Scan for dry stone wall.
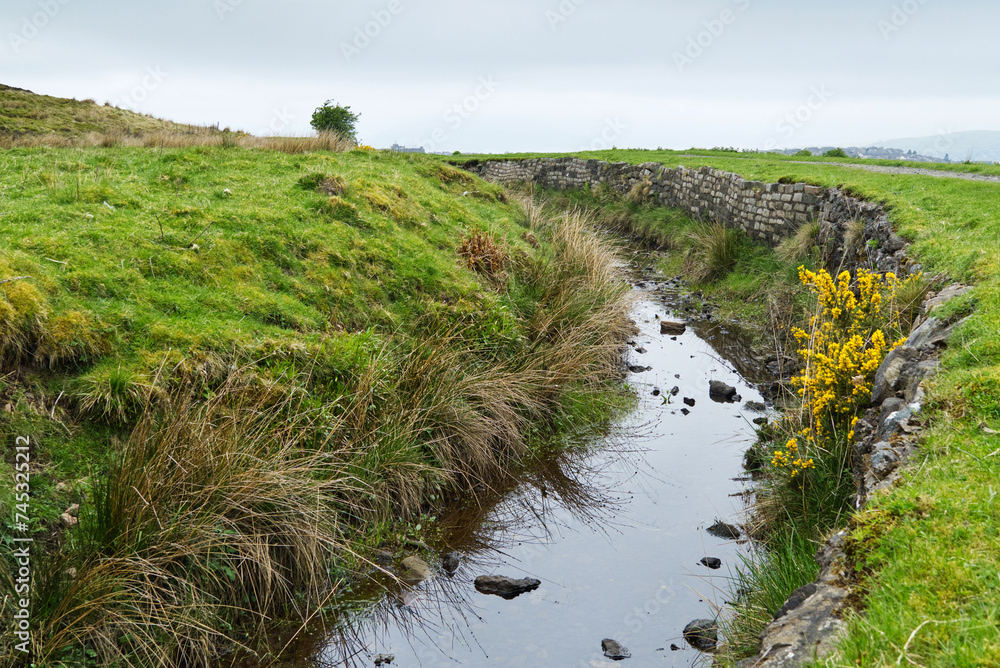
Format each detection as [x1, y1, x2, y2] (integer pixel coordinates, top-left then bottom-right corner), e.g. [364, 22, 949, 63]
[463, 157, 915, 277]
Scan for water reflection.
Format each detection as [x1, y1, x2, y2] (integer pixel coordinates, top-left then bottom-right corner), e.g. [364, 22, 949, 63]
[230, 264, 771, 668]
[309, 434, 650, 667]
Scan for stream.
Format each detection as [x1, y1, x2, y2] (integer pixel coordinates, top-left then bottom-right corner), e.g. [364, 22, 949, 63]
[257, 262, 772, 667]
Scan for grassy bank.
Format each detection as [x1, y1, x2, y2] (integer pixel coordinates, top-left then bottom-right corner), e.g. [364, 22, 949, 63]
[0, 144, 636, 666]
[464, 150, 1000, 665]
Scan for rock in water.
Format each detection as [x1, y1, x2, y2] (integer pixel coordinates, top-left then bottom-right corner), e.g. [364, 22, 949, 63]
[474, 575, 541, 599]
[707, 521, 741, 540]
[601, 638, 631, 660]
[441, 551, 461, 576]
[373, 654, 395, 666]
[709, 380, 739, 403]
[683, 397, 696, 407]
[661, 321, 687, 335]
[700, 557, 722, 570]
[400, 556, 432, 584]
[683, 619, 718, 652]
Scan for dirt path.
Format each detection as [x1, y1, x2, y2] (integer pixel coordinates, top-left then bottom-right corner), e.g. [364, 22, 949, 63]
[795, 161, 1000, 184]
[675, 155, 1000, 184]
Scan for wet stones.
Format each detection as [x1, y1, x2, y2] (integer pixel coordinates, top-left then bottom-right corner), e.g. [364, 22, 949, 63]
[660, 321, 687, 336]
[699, 557, 722, 570]
[707, 521, 741, 540]
[372, 654, 395, 665]
[601, 638, 631, 660]
[709, 380, 740, 403]
[683, 619, 718, 652]
[628, 365, 652, 373]
[441, 551, 462, 576]
[400, 556, 432, 584]
[683, 397, 696, 407]
[474, 575, 541, 599]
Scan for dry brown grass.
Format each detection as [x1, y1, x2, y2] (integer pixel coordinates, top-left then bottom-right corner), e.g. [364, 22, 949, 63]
[776, 220, 821, 263]
[0, 129, 356, 153]
[36, 373, 369, 666]
[458, 229, 510, 279]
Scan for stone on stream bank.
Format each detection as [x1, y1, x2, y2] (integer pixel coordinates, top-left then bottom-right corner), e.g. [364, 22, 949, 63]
[474, 575, 541, 599]
[400, 556, 433, 584]
[441, 551, 461, 576]
[683, 619, 718, 652]
[660, 321, 687, 336]
[707, 521, 742, 540]
[709, 380, 741, 403]
[601, 638, 631, 660]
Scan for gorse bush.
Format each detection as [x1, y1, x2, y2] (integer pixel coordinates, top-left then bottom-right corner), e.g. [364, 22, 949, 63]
[770, 267, 906, 492]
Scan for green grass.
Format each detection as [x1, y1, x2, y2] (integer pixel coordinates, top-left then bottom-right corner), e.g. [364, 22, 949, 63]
[459, 149, 1000, 665]
[0, 141, 637, 665]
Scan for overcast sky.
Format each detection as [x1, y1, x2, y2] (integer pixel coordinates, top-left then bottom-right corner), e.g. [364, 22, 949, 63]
[3, 0, 998, 153]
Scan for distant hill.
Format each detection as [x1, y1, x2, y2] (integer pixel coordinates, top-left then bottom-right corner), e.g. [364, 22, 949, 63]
[868, 130, 1000, 164]
[0, 83, 217, 137]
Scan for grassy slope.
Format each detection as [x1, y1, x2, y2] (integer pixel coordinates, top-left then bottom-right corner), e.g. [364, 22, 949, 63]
[0, 83, 218, 136]
[459, 149, 1000, 666]
[0, 145, 543, 521]
[0, 141, 641, 664]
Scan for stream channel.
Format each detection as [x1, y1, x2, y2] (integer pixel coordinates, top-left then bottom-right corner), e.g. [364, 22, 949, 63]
[263, 254, 774, 667]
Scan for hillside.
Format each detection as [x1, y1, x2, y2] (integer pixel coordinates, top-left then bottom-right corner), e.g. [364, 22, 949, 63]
[0, 83, 218, 137]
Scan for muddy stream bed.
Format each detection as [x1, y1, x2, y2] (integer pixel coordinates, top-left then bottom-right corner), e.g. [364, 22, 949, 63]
[251, 259, 775, 667]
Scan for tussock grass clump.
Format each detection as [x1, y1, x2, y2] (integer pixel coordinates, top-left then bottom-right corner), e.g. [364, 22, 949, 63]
[458, 228, 509, 278]
[35, 376, 365, 667]
[775, 220, 820, 263]
[625, 178, 653, 205]
[683, 222, 747, 283]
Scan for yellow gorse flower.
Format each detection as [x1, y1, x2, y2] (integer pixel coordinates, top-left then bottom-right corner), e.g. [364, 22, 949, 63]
[769, 267, 915, 484]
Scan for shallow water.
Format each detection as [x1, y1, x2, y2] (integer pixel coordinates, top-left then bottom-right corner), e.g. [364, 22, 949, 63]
[262, 278, 770, 668]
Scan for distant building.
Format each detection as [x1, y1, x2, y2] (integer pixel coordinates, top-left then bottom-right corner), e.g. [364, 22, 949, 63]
[390, 143, 425, 153]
